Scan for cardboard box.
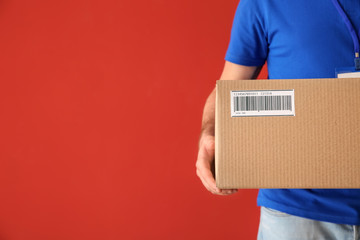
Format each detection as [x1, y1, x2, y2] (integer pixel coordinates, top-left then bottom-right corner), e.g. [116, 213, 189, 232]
[215, 78, 360, 189]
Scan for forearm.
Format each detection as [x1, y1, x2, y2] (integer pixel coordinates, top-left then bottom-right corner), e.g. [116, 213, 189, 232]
[200, 62, 262, 138]
[200, 87, 216, 137]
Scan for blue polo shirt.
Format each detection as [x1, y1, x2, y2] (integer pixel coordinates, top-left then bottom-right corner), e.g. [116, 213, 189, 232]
[225, 0, 360, 224]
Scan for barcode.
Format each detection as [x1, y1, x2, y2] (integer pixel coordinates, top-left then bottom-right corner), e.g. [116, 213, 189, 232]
[233, 95, 292, 112]
[230, 90, 295, 117]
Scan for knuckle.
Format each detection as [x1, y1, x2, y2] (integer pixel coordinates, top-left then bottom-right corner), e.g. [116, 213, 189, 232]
[206, 140, 215, 151]
[195, 161, 200, 169]
[203, 140, 215, 154]
[200, 135, 214, 146]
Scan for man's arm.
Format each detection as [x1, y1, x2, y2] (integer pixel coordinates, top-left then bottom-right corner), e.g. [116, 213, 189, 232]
[196, 61, 263, 195]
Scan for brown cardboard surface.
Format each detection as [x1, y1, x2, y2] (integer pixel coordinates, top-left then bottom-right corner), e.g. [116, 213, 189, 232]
[215, 78, 360, 189]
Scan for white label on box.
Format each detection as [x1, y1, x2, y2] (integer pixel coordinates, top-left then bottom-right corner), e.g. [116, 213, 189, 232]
[337, 72, 360, 78]
[231, 90, 295, 117]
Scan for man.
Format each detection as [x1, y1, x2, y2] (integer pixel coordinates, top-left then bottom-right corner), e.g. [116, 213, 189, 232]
[196, 0, 360, 239]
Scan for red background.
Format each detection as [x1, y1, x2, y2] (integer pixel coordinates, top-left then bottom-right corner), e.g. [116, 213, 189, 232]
[0, 0, 268, 239]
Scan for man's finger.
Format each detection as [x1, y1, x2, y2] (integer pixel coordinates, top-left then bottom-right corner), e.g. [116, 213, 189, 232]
[197, 169, 216, 194]
[196, 168, 227, 195]
[196, 160, 230, 195]
[197, 168, 237, 195]
[196, 155, 238, 195]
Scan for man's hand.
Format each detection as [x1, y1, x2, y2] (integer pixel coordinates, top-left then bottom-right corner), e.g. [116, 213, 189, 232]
[196, 133, 238, 195]
[195, 61, 262, 195]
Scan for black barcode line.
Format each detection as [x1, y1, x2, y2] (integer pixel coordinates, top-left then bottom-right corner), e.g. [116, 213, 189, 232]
[233, 95, 292, 111]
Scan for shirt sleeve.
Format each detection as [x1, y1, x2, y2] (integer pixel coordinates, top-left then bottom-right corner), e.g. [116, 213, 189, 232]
[225, 0, 268, 66]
